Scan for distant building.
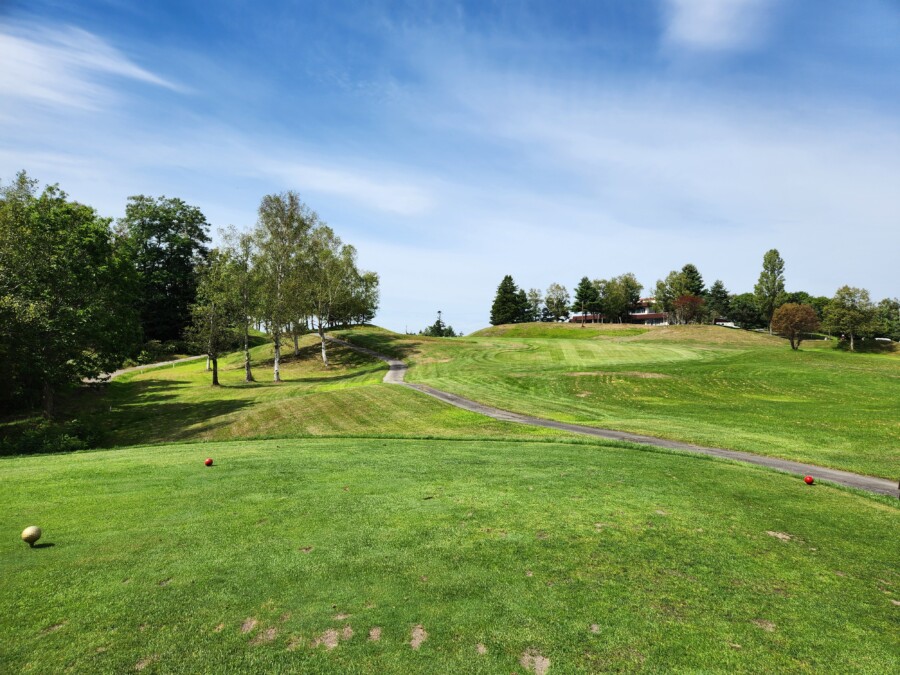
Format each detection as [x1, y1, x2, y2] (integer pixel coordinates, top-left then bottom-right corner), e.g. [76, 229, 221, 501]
[569, 298, 669, 326]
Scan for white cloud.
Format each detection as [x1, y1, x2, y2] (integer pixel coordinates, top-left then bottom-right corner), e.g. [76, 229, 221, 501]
[255, 158, 435, 217]
[0, 23, 178, 109]
[662, 0, 774, 51]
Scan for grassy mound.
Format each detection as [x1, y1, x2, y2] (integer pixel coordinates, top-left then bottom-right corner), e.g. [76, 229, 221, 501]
[1, 438, 896, 672]
[338, 327, 900, 478]
[470, 322, 648, 339]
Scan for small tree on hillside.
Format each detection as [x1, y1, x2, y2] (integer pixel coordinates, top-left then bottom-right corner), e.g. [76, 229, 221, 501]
[771, 303, 820, 350]
[823, 286, 876, 352]
[672, 295, 706, 324]
[188, 249, 240, 386]
[707, 280, 730, 321]
[544, 282, 570, 322]
[490, 275, 522, 325]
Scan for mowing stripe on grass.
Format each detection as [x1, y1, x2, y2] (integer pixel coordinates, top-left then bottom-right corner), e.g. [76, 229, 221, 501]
[328, 336, 899, 498]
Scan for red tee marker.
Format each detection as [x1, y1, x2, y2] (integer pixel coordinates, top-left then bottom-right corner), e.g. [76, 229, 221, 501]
[803, 475, 814, 485]
[205, 458, 213, 467]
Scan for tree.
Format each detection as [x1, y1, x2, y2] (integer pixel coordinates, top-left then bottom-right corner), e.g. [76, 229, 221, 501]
[420, 310, 457, 337]
[600, 273, 642, 323]
[672, 295, 706, 324]
[515, 288, 529, 323]
[252, 192, 313, 381]
[544, 283, 570, 322]
[754, 249, 786, 333]
[875, 297, 900, 341]
[306, 225, 359, 367]
[653, 269, 689, 320]
[117, 195, 210, 342]
[221, 226, 257, 382]
[525, 288, 543, 323]
[572, 276, 600, 326]
[729, 293, 764, 329]
[707, 280, 730, 320]
[823, 286, 876, 352]
[771, 303, 820, 350]
[680, 264, 705, 297]
[0, 172, 140, 415]
[187, 249, 240, 385]
[490, 275, 522, 325]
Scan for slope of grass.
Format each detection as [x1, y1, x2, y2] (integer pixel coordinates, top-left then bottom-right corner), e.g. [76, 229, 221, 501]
[50, 333, 564, 448]
[470, 323, 648, 339]
[338, 326, 900, 478]
[1, 437, 897, 673]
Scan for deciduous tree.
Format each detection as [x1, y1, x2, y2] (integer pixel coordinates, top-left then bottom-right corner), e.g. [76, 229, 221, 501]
[754, 249, 786, 333]
[823, 286, 876, 352]
[187, 249, 240, 385]
[544, 283, 570, 322]
[771, 303, 820, 350]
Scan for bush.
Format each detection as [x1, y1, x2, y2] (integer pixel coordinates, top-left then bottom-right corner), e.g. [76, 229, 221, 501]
[0, 418, 102, 456]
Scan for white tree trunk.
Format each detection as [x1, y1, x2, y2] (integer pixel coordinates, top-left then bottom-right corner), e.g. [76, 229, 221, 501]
[318, 320, 329, 368]
[273, 332, 281, 381]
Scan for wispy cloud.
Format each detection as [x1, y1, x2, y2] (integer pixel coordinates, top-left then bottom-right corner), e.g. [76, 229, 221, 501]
[662, 0, 774, 52]
[0, 22, 179, 109]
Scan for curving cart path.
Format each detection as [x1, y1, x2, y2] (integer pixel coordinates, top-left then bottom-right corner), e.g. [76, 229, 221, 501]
[328, 336, 899, 498]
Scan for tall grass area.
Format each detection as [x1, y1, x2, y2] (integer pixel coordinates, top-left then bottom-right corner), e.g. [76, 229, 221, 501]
[2, 438, 896, 673]
[338, 325, 900, 479]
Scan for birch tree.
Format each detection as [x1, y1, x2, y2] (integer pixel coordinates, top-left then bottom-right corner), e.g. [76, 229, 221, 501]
[306, 225, 358, 367]
[221, 226, 256, 382]
[188, 249, 239, 386]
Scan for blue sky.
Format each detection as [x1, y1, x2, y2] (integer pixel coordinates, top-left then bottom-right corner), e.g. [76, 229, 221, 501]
[2, 0, 899, 334]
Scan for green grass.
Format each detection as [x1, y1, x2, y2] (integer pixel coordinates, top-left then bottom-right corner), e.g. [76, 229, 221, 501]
[337, 325, 900, 479]
[470, 322, 649, 339]
[1, 437, 897, 673]
[42, 334, 563, 447]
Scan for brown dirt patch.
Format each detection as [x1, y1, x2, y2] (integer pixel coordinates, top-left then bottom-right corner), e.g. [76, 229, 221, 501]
[369, 627, 382, 642]
[655, 510, 669, 516]
[300, 546, 314, 553]
[135, 655, 159, 671]
[280, 612, 291, 623]
[476, 643, 487, 655]
[286, 636, 303, 651]
[410, 624, 428, 649]
[891, 599, 900, 606]
[766, 531, 792, 542]
[342, 625, 354, 640]
[520, 648, 551, 674]
[566, 370, 669, 379]
[526, 570, 534, 577]
[575, 391, 591, 398]
[312, 628, 340, 650]
[333, 613, 351, 621]
[590, 624, 600, 634]
[752, 619, 776, 632]
[158, 578, 172, 587]
[240, 618, 258, 634]
[213, 623, 225, 633]
[536, 531, 549, 540]
[40, 622, 67, 636]
[250, 627, 277, 645]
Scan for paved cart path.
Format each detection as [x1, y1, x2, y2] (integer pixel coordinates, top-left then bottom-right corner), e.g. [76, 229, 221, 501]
[328, 336, 898, 498]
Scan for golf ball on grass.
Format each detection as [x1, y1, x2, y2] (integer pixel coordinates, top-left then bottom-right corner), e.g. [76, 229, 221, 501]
[21, 526, 41, 547]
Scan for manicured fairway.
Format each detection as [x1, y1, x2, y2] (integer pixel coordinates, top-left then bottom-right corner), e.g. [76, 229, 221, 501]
[338, 326, 900, 479]
[1, 438, 897, 673]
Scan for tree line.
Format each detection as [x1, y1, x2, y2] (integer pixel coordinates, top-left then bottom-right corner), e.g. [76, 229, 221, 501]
[489, 249, 898, 351]
[0, 172, 379, 417]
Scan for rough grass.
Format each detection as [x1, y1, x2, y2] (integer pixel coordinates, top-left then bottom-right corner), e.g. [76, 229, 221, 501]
[470, 323, 649, 339]
[338, 326, 900, 479]
[1, 438, 897, 673]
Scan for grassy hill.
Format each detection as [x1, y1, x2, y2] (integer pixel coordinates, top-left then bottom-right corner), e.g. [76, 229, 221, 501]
[337, 324, 900, 479]
[2, 438, 897, 673]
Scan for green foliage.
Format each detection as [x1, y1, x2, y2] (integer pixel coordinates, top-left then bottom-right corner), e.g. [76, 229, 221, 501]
[823, 286, 877, 351]
[420, 311, 457, 337]
[543, 282, 570, 322]
[117, 195, 210, 342]
[680, 263, 705, 297]
[706, 280, 730, 319]
[728, 292, 764, 329]
[572, 276, 600, 316]
[525, 288, 543, 322]
[754, 249, 786, 331]
[489, 275, 525, 325]
[0, 172, 140, 415]
[875, 297, 900, 341]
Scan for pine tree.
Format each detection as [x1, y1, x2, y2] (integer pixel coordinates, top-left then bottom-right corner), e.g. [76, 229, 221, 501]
[572, 276, 600, 325]
[681, 264, 705, 297]
[490, 275, 521, 325]
[707, 280, 730, 321]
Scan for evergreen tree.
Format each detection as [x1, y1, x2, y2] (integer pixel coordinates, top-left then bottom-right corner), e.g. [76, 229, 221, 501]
[754, 249, 786, 333]
[681, 264, 705, 297]
[525, 288, 543, 322]
[515, 288, 529, 323]
[572, 276, 600, 324]
[490, 275, 522, 325]
[707, 280, 730, 320]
